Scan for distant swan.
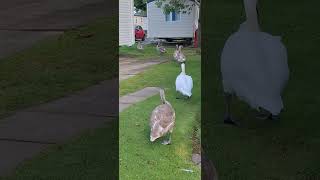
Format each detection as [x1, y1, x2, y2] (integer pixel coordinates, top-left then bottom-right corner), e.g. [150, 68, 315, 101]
[177, 45, 186, 63]
[156, 41, 166, 54]
[173, 44, 179, 61]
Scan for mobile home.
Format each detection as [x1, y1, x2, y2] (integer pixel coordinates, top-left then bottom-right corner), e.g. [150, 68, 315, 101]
[147, 0, 199, 43]
[119, 0, 135, 46]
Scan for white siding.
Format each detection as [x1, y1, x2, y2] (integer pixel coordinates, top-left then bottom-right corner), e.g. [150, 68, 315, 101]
[147, 0, 196, 38]
[134, 16, 148, 31]
[143, 17, 148, 31]
[119, 0, 134, 46]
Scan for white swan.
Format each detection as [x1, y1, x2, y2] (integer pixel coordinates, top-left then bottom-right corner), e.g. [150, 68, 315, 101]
[176, 63, 193, 98]
[221, 0, 289, 124]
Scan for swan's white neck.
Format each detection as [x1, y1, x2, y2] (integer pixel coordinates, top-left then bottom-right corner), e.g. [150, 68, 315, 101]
[181, 63, 186, 74]
[243, 0, 260, 32]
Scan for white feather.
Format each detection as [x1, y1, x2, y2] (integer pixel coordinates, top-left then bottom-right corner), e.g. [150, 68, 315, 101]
[221, 22, 289, 115]
[175, 63, 193, 97]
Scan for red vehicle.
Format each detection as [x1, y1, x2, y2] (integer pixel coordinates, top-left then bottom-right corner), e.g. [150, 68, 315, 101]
[135, 25, 146, 41]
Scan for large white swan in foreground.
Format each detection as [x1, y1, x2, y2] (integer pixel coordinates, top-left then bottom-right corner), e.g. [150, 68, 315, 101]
[221, 0, 289, 125]
[176, 63, 193, 98]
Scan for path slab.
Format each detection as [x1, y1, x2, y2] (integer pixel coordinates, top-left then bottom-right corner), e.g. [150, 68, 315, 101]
[119, 87, 160, 112]
[0, 112, 114, 143]
[119, 95, 147, 104]
[119, 103, 132, 113]
[26, 79, 118, 117]
[119, 57, 167, 81]
[128, 87, 161, 97]
[0, 78, 118, 176]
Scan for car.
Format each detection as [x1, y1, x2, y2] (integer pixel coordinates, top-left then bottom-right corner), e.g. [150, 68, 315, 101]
[135, 25, 145, 41]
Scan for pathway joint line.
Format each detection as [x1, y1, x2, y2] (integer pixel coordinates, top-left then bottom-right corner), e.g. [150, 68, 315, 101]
[0, 28, 68, 32]
[0, 138, 56, 145]
[23, 110, 118, 118]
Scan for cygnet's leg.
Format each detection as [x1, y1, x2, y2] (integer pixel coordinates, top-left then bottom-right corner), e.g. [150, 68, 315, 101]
[162, 128, 173, 145]
[162, 132, 172, 145]
[223, 92, 240, 126]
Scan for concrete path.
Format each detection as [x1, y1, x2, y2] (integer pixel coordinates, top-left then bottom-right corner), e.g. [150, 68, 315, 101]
[119, 57, 167, 112]
[0, 0, 114, 59]
[119, 57, 168, 81]
[119, 87, 160, 112]
[0, 78, 118, 176]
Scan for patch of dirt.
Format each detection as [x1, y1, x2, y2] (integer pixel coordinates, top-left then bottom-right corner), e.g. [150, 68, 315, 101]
[192, 110, 201, 155]
[191, 110, 201, 167]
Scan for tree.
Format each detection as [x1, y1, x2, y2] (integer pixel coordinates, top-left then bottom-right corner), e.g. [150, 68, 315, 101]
[155, 0, 201, 47]
[134, 0, 147, 12]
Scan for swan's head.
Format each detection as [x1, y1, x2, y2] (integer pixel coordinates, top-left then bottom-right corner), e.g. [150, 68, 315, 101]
[176, 44, 179, 49]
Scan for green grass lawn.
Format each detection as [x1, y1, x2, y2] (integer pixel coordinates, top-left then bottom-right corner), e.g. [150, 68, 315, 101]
[0, 17, 117, 118]
[202, 0, 320, 179]
[119, 43, 199, 61]
[119, 49, 201, 179]
[1, 120, 118, 180]
[119, 43, 166, 60]
[0, 17, 119, 179]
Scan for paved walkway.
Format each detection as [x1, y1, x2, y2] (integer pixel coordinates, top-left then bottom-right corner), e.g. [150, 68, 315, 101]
[119, 57, 166, 112]
[119, 57, 167, 81]
[0, 0, 113, 59]
[0, 57, 164, 175]
[119, 87, 160, 112]
[0, 78, 118, 176]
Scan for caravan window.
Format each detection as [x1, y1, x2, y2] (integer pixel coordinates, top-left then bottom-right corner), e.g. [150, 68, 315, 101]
[172, 11, 180, 21]
[165, 13, 171, 21]
[165, 11, 180, 22]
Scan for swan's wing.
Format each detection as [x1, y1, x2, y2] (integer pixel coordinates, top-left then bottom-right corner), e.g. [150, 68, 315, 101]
[187, 75, 193, 89]
[176, 74, 192, 96]
[221, 32, 288, 114]
[175, 74, 184, 90]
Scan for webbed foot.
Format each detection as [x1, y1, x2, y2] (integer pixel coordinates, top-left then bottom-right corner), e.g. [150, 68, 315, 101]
[162, 139, 171, 145]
